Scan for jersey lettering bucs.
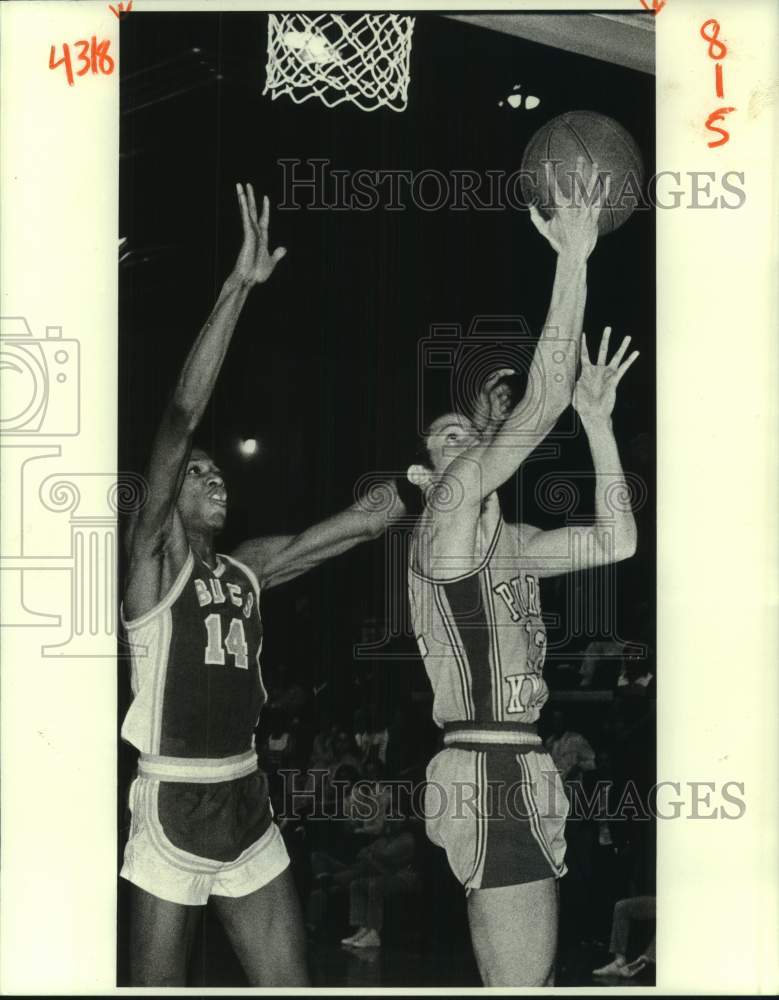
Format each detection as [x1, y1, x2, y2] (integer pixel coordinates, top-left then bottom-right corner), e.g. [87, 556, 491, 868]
[408, 510, 549, 727]
[121, 552, 266, 758]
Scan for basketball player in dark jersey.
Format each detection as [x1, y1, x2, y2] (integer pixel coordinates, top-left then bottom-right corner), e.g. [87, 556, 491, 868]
[121, 183, 401, 985]
[406, 159, 639, 985]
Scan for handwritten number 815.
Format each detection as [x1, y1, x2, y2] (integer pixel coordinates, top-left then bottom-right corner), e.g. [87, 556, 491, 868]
[49, 37, 115, 87]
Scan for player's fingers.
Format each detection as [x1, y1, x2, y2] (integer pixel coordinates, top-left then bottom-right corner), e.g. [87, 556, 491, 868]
[236, 183, 251, 237]
[546, 160, 565, 207]
[609, 334, 632, 369]
[573, 155, 594, 209]
[597, 326, 612, 366]
[615, 349, 640, 382]
[259, 194, 270, 243]
[597, 173, 611, 215]
[584, 160, 600, 199]
[591, 172, 610, 222]
[567, 155, 583, 205]
[270, 246, 287, 264]
[485, 368, 515, 387]
[247, 183, 259, 225]
[580, 331, 591, 365]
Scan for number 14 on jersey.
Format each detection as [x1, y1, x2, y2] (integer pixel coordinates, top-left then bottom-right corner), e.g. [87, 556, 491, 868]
[204, 615, 250, 670]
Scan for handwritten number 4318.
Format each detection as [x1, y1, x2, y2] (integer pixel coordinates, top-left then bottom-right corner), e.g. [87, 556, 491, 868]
[49, 37, 115, 86]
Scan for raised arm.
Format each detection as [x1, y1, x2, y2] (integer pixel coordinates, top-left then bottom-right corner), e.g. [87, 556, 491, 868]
[446, 158, 609, 505]
[232, 480, 406, 590]
[125, 185, 286, 613]
[518, 327, 640, 576]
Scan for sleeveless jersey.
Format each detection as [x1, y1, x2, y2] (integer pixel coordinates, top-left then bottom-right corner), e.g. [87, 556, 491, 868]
[408, 501, 549, 728]
[121, 551, 266, 758]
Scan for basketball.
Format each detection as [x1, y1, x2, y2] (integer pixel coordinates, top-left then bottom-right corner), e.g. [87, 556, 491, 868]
[520, 111, 644, 235]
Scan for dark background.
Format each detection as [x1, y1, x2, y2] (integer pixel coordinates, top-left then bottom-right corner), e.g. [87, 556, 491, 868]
[119, 10, 655, 985]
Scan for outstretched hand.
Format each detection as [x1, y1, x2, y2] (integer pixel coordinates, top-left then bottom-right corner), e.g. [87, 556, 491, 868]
[233, 183, 287, 285]
[529, 155, 610, 260]
[573, 327, 639, 425]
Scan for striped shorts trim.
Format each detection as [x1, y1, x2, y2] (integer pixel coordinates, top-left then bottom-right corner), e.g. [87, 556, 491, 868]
[138, 749, 258, 783]
[443, 721, 542, 752]
[120, 773, 289, 906]
[424, 746, 568, 892]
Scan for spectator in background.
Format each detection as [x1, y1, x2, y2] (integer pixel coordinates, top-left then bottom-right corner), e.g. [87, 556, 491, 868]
[546, 710, 598, 954]
[544, 709, 597, 783]
[259, 709, 295, 812]
[310, 715, 338, 771]
[581, 747, 623, 945]
[544, 708, 595, 949]
[263, 661, 289, 708]
[608, 693, 656, 908]
[592, 896, 656, 979]
[261, 710, 295, 769]
[617, 649, 655, 695]
[306, 765, 364, 931]
[316, 731, 363, 814]
[269, 665, 309, 717]
[384, 704, 425, 781]
[579, 638, 624, 689]
[331, 730, 363, 779]
[307, 768, 417, 952]
[353, 707, 389, 768]
[351, 760, 392, 839]
[341, 821, 418, 949]
[264, 663, 316, 765]
[295, 729, 365, 839]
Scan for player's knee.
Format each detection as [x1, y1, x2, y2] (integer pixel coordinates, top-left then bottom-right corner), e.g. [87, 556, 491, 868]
[129, 956, 186, 988]
[476, 949, 552, 988]
[246, 961, 310, 988]
[240, 937, 309, 987]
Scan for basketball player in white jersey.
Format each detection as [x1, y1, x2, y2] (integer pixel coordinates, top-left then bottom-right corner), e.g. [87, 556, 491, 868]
[406, 159, 639, 985]
[122, 183, 401, 985]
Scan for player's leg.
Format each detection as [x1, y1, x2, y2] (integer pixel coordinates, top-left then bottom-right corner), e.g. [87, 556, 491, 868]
[467, 877, 558, 986]
[128, 884, 202, 986]
[211, 867, 310, 986]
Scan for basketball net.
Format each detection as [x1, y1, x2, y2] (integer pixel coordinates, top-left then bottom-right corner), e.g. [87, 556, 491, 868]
[264, 13, 415, 112]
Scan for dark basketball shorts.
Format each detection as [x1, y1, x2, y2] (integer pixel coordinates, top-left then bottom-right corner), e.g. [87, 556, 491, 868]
[425, 724, 569, 892]
[121, 751, 289, 906]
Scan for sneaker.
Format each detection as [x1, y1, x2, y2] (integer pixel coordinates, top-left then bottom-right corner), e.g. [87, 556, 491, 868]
[341, 928, 369, 946]
[351, 928, 381, 948]
[592, 959, 628, 977]
[622, 957, 648, 978]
